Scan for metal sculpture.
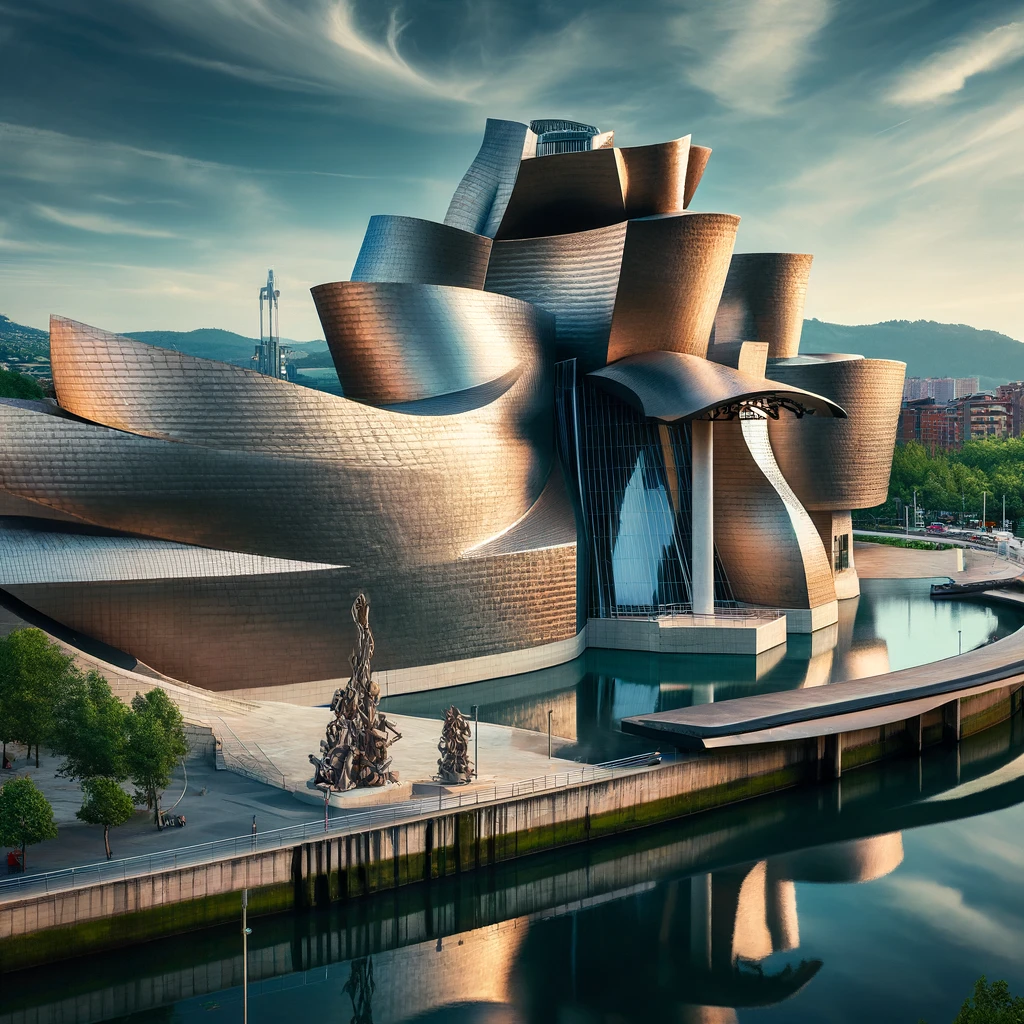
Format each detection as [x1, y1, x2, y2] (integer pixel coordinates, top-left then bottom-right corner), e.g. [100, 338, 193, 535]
[436, 705, 474, 784]
[309, 594, 402, 790]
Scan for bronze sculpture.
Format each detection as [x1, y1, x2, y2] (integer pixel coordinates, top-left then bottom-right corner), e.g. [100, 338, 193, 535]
[309, 594, 402, 790]
[436, 705, 474, 784]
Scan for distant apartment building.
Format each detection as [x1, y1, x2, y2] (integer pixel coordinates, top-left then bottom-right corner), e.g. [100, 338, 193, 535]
[898, 397, 959, 451]
[898, 390, 1012, 450]
[903, 376, 981, 403]
[952, 393, 1009, 441]
[996, 382, 1024, 435]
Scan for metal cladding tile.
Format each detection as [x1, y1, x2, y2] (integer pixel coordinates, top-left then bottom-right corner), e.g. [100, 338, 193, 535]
[351, 215, 492, 289]
[444, 118, 532, 238]
[5, 542, 578, 690]
[766, 355, 907, 510]
[713, 415, 837, 611]
[607, 212, 740, 363]
[619, 136, 690, 218]
[713, 253, 814, 358]
[310, 282, 553, 405]
[0, 370, 554, 569]
[587, 351, 846, 422]
[684, 145, 712, 209]
[484, 222, 627, 370]
[495, 147, 628, 240]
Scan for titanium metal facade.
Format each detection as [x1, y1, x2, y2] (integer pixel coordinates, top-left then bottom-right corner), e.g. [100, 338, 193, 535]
[0, 112, 904, 692]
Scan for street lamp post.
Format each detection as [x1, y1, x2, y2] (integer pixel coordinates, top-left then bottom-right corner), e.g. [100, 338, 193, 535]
[471, 704, 479, 778]
[548, 709, 553, 759]
[242, 889, 252, 1024]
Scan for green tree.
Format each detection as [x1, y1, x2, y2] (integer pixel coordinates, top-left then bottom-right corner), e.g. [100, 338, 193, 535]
[125, 689, 188, 827]
[952, 976, 1024, 1023]
[77, 777, 135, 860]
[0, 629, 78, 767]
[51, 670, 129, 782]
[0, 367, 44, 400]
[0, 775, 58, 871]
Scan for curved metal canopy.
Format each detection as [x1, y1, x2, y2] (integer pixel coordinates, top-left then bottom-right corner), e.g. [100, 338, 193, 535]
[587, 350, 847, 422]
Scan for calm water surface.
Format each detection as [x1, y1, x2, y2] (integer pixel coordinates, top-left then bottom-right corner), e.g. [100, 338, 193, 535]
[6, 719, 1024, 1024]
[4, 584, 1024, 1024]
[384, 579, 1024, 763]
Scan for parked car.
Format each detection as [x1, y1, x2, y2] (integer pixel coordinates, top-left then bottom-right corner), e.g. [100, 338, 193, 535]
[926, 523, 947, 534]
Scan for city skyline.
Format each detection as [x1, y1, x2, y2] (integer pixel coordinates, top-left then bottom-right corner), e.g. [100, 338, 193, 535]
[1, 0, 1022, 340]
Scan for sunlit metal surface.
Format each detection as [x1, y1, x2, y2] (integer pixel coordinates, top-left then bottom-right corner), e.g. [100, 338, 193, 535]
[607, 213, 740, 362]
[713, 253, 814, 358]
[485, 222, 628, 370]
[766, 355, 906, 510]
[619, 135, 691, 217]
[588, 351, 846, 423]
[351, 215, 492, 289]
[713, 413, 838, 612]
[311, 282, 551, 405]
[684, 144, 712, 208]
[444, 118, 534, 238]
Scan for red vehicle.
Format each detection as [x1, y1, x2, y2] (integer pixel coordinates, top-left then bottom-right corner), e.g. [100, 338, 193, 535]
[926, 523, 947, 534]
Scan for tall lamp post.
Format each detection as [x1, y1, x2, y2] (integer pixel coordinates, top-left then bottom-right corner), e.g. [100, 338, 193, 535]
[242, 889, 252, 1024]
[471, 704, 479, 778]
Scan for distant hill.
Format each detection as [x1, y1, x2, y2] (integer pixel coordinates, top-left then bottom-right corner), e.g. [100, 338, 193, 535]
[4, 313, 1022, 392]
[801, 319, 1024, 391]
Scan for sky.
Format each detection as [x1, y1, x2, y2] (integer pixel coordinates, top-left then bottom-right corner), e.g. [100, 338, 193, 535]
[0, 0, 1022, 341]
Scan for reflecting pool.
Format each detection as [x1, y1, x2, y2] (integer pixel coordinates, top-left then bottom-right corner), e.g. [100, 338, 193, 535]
[383, 580, 1024, 763]
[6, 714, 1024, 1024]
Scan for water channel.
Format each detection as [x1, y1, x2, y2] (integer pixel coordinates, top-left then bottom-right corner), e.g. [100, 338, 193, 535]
[384, 578, 1024, 764]
[4, 581, 1024, 1024]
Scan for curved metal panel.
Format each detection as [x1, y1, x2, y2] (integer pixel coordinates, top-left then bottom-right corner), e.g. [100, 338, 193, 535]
[495, 147, 627, 241]
[684, 145, 712, 209]
[351, 215, 492, 289]
[0, 522, 341, 584]
[484, 222, 627, 370]
[444, 118, 531, 238]
[713, 253, 814, 358]
[619, 136, 690, 218]
[766, 355, 906, 510]
[607, 213, 740, 363]
[588, 351, 846, 422]
[311, 282, 551, 405]
[2, 353, 554, 569]
[713, 413, 837, 611]
[5, 536, 578, 689]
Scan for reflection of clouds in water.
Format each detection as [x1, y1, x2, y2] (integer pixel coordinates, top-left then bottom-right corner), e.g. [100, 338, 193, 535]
[611, 450, 677, 608]
[879, 875, 1024, 965]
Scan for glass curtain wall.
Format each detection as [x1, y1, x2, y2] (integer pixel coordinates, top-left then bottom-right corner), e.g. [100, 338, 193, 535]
[555, 360, 733, 618]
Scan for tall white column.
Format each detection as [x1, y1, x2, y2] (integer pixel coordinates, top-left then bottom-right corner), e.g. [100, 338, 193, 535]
[691, 418, 714, 615]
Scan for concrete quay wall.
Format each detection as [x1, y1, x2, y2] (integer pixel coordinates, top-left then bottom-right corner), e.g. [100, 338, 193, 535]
[4, 675, 1023, 972]
[0, 742, 809, 972]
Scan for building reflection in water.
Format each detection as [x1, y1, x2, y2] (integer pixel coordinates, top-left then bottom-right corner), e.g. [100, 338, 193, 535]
[508, 833, 903, 1024]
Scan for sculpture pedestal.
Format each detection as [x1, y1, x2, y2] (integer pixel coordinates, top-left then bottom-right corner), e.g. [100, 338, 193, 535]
[294, 779, 413, 809]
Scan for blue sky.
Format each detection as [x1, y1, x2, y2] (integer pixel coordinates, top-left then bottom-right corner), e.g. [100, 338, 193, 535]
[1, 0, 1022, 340]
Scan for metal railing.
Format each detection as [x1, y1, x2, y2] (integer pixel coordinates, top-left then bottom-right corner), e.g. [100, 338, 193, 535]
[0, 755, 664, 903]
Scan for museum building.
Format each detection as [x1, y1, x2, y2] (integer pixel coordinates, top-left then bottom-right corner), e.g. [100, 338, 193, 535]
[0, 118, 905, 699]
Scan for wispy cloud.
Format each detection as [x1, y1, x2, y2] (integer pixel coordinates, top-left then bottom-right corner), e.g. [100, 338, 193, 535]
[888, 15, 1024, 105]
[882, 876, 1024, 964]
[32, 204, 179, 238]
[134, 0, 476, 103]
[670, 0, 834, 115]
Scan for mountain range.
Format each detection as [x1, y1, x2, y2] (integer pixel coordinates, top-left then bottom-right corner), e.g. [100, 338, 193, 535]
[3, 315, 1023, 391]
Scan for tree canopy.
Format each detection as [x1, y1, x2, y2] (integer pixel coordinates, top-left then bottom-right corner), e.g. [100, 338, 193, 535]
[52, 670, 130, 782]
[0, 628, 79, 766]
[77, 777, 135, 860]
[0, 367, 44, 400]
[863, 438, 1024, 527]
[125, 689, 188, 825]
[0, 775, 57, 869]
